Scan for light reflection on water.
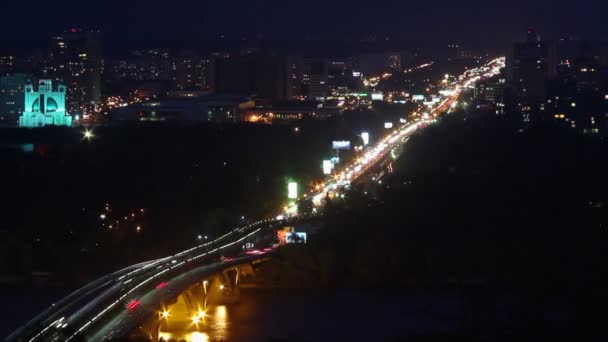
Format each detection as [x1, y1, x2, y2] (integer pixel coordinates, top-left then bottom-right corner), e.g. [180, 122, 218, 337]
[158, 331, 209, 342]
[159, 306, 229, 342]
[156, 289, 517, 341]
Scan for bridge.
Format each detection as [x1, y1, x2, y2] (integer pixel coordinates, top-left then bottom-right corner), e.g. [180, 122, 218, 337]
[90, 254, 272, 341]
[6, 216, 303, 342]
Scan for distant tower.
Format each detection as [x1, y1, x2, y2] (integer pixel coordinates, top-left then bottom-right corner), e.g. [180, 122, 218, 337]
[50, 29, 102, 114]
[19, 80, 72, 127]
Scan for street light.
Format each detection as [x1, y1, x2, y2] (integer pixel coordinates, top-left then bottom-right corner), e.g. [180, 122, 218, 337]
[82, 129, 94, 140]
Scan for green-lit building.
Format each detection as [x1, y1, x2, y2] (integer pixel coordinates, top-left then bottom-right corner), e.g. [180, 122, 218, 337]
[19, 80, 72, 127]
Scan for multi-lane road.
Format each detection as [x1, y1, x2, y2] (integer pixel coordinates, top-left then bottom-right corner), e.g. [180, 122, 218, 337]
[6, 57, 504, 342]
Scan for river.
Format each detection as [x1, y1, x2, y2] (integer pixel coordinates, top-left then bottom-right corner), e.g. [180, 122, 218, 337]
[158, 288, 469, 341]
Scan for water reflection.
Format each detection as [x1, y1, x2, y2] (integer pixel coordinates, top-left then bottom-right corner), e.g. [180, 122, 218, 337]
[159, 306, 229, 342]
[156, 289, 500, 341]
[210, 306, 229, 340]
[158, 331, 209, 342]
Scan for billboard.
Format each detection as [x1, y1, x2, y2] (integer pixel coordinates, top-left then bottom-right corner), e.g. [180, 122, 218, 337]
[371, 93, 384, 101]
[332, 141, 351, 150]
[361, 132, 370, 146]
[323, 160, 333, 175]
[288, 182, 298, 199]
[286, 232, 307, 244]
[412, 94, 425, 101]
[384, 122, 393, 129]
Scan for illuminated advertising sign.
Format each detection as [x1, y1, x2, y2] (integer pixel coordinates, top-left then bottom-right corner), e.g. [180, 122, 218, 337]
[384, 122, 393, 129]
[288, 182, 298, 199]
[371, 93, 384, 101]
[361, 132, 370, 146]
[286, 232, 307, 244]
[332, 141, 351, 150]
[322, 160, 333, 175]
[399, 118, 407, 123]
[412, 95, 425, 101]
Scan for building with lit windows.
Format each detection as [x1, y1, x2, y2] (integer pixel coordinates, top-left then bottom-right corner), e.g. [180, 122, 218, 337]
[171, 56, 213, 91]
[507, 29, 557, 121]
[303, 59, 328, 100]
[0, 55, 16, 76]
[0, 73, 31, 123]
[50, 29, 102, 114]
[111, 94, 253, 123]
[18, 80, 72, 127]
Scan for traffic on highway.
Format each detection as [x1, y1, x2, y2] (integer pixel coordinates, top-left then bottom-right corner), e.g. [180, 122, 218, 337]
[7, 57, 505, 342]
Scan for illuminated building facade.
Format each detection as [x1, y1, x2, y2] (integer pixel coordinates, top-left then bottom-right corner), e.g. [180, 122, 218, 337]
[19, 80, 72, 127]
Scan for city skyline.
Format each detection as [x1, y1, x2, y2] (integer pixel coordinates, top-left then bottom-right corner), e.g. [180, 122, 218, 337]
[1, 2, 607, 341]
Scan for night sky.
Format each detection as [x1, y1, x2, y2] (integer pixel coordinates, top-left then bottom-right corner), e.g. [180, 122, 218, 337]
[1, 0, 607, 51]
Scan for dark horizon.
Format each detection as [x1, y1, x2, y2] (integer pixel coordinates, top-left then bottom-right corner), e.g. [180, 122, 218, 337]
[1, 0, 607, 55]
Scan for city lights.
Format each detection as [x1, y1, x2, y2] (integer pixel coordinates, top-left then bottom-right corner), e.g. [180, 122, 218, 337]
[13, 47, 507, 342]
[83, 129, 94, 140]
[288, 181, 298, 199]
[322, 160, 332, 175]
[361, 132, 370, 146]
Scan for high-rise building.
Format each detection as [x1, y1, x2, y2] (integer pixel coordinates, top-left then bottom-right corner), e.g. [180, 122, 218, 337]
[286, 56, 303, 99]
[50, 29, 102, 114]
[215, 54, 291, 100]
[171, 56, 213, 91]
[475, 76, 506, 114]
[304, 59, 328, 100]
[358, 52, 401, 76]
[108, 49, 171, 82]
[0, 73, 31, 123]
[19, 80, 72, 127]
[0, 55, 16, 76]
[507, 29, 557, 120]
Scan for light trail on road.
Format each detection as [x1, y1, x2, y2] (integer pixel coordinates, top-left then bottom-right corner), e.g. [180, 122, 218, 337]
[10, 57, 505, 342]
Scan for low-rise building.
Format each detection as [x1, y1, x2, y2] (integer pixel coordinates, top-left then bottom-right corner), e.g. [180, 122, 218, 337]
[111, 94, 254, 123]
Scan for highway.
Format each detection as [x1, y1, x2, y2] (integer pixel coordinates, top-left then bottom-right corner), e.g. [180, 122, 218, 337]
[6, 57, 505, 342]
